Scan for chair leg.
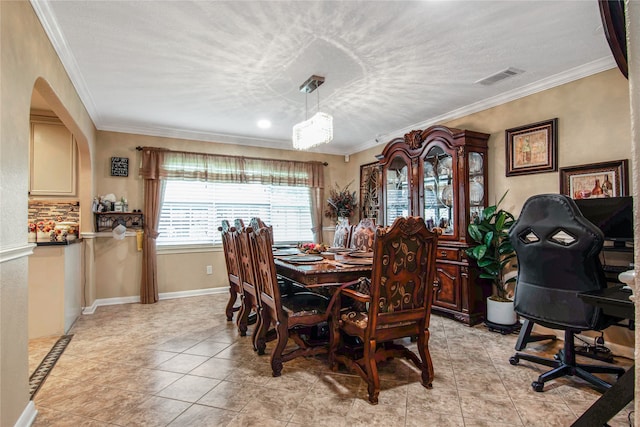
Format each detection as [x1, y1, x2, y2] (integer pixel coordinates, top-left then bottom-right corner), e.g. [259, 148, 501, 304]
[364, 338, 380, 405]
[328, 316, 341, 372]
[225, 284, 238, 321]
[254, 306, 270, 355]
[271, 322, 289, 377]
[416, 329, 434, 388]
[236, 295, 249, 336]
[514, 319, 556, 351]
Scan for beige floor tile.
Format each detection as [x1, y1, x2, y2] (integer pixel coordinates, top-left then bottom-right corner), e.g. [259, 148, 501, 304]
[183, 339, 231, 357]
[197, 380, 260, 411]
[114, 395, 191, 426]
[28, 294, 635, 427]
[155, 374, 221, 402]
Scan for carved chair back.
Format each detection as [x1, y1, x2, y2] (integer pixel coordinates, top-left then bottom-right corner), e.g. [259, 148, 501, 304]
[367, 216, 438, 331]
[219, 220, 241, 289]
[332, 221, 353, 248]
[350, 218, 377, 252]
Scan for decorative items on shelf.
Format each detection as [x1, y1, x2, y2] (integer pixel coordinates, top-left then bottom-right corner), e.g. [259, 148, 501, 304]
[93, 194, 130, 213]
[325, 181, 358, 220]
[94, 211, 144, 232]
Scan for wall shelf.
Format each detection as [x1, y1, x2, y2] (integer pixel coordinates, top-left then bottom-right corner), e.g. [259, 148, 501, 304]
[94, 212, 144, 232]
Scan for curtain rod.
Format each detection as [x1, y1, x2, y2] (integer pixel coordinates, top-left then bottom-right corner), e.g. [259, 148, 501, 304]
[135, 146, 328, 166]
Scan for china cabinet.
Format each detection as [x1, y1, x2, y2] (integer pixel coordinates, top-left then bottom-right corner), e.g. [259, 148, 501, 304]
[376, 125, 491, 325]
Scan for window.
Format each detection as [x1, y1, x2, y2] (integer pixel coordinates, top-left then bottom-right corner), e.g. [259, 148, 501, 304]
[157, 180, 313, 246]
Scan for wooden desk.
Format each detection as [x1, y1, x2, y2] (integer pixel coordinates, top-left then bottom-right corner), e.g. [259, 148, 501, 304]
[275, 256, 371, 288]
[572, 285, 634, 427]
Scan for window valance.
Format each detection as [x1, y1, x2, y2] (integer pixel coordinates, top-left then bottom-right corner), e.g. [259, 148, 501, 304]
[138, 147, 325, 188]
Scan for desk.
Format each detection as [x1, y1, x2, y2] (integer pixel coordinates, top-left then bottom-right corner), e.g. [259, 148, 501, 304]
[275, 256, 371, 288]
[572, 286, 634, 427]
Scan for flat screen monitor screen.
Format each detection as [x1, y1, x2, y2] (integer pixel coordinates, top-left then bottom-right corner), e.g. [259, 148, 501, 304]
[574, 196, 634, 245]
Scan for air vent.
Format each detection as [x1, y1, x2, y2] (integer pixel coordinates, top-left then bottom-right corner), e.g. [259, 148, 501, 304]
[475, 67, 524, 86]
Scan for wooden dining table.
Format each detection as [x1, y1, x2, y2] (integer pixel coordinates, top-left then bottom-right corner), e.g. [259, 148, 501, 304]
[273, 249, 372, 289]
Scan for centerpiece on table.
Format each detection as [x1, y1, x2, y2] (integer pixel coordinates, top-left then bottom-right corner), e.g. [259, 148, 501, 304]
[298, 242, 329, 254]
[325, 181, 358, 223]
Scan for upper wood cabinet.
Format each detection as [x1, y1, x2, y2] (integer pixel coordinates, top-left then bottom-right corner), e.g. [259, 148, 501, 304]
[30, 115, 77, 197]
[376, 125, 492, 325]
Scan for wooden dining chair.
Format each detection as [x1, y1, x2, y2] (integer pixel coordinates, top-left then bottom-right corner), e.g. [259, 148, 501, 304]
[332, 220, 353, 248]
[350, 218, 377, 252]
[249, 216, 306, 297]
[235, 219, 262, 347]
[250, 225, 342, 376]
[329, 216, 439, 404]
[218, 220, 242, 322]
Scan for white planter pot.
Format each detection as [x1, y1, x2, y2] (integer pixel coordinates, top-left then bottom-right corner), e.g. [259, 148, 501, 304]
[486, 297, 518, 326]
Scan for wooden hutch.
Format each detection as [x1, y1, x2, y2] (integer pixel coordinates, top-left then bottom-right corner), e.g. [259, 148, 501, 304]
[376, 125, 492, 325]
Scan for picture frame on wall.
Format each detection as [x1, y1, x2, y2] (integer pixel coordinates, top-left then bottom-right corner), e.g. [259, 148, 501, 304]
[505, 118, 558, 176]
[559, 159, 629, 199]
[359, 161, 380, 222]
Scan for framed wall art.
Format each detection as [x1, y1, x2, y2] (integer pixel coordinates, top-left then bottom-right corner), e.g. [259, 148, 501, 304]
[359, 161, 380, 223]
[505, 118, 558, 176]
[559, 159, 629, 199]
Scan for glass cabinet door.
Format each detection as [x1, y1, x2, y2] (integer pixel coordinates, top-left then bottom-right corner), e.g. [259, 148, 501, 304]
[468, 151, 485, 222]
[385, 156, 409, 226]
[423, 146, 454, 235]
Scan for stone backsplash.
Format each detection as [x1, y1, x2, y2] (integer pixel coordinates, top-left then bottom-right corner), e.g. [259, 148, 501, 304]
[28, 201, 80, 225]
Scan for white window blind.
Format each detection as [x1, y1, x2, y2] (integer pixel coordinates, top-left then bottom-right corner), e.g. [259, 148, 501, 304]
[157, 180, 313, 246]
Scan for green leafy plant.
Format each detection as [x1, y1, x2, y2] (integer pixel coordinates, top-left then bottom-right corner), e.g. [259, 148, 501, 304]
[466, 191, 517, 301]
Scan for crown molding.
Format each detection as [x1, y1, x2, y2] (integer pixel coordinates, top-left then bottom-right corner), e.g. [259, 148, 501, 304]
[30, 0, 102, 124]
[346, 57, 617, 155]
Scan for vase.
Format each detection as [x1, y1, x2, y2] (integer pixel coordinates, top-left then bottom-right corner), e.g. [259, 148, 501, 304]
[486, 296, 518, 326]
[337, 216, 350, 226]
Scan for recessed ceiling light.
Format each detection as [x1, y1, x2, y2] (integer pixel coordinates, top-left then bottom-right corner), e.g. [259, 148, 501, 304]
[257, 119, 271, 129]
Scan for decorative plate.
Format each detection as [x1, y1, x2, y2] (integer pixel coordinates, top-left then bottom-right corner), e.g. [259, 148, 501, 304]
[283, 255, 324, 263]
[326, 247, 350, 253]
[341, 258, 373, 265]
[272, 248, 300, 256]
[348, 251, 374, 258]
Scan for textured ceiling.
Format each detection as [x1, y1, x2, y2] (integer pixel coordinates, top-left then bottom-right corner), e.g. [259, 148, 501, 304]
[31, 1, 615, 155]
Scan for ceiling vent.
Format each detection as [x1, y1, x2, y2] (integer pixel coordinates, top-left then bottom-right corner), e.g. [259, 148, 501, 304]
[475, 67, 524, 86]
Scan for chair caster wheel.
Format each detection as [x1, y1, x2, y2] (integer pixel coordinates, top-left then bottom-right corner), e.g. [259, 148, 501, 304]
[509, 356, 519, 365]
[532, 381, 544, 392]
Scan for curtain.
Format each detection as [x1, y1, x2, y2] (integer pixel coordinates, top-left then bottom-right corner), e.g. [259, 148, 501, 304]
[139, 149, 166, 304]
[309, 193, 325, 245]
[138, 147, 325, 302]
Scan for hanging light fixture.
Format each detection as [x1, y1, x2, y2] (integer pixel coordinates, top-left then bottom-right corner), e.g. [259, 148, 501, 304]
[292, 75, 333, 150]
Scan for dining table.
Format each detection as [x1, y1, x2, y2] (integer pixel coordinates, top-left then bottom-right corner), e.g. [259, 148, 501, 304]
[272, 247, 373, 289]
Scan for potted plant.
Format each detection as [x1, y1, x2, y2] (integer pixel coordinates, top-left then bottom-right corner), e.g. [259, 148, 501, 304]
[325, 181, 358, 224]
[466, 191, 518, 326]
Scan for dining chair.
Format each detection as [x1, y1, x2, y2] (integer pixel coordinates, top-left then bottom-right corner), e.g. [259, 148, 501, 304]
[329, 216, 439, 404]
[218, 220, 242, 322]
[250, 225, 342, 376]
[350, 218, 377, 252]
[249, 216, 306, 296]
[332, 219, 353, 248]
[235, 219, 262, 348]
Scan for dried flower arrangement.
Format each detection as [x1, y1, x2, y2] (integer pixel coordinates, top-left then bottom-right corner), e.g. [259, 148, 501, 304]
[325, 181, 358, 219]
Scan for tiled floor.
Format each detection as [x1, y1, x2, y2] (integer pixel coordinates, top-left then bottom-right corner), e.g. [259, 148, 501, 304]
[31, 293, 634, 426]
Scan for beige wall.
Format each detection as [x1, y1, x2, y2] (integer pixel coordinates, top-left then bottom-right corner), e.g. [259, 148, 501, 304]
[92, 131, 347, 298]
[0, 2, 96, 425]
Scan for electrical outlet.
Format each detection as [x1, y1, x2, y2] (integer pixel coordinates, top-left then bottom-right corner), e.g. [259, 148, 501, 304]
[206, 265, 213, 275]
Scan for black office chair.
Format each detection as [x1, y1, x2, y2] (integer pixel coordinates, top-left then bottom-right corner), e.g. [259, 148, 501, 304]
[508, 194, 625, 392]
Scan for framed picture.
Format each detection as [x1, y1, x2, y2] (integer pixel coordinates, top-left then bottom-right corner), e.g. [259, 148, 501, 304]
[359, 161, 380, 222]
[110, 157, 129, 177]
[560, 159, 628, 199]
[505, 118, 558, 176]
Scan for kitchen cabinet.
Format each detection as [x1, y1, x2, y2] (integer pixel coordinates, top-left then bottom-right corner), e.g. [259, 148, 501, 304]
[29, 115, 77, 196]
[376, 125, 492, 325]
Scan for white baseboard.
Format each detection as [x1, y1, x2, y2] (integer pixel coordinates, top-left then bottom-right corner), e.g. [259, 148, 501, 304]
[82, 287, 228, 314]
[14, 401, 37, 427]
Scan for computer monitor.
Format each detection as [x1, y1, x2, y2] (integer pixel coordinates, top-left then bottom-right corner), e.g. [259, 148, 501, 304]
[574, 196, 634, 247]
